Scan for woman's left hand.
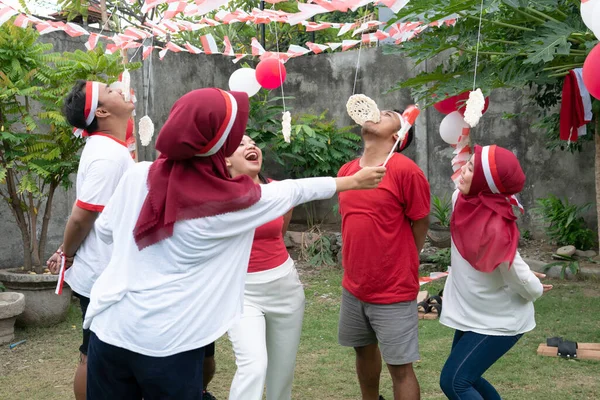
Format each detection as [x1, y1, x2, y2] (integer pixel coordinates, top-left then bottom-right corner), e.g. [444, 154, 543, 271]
[532, 271, 553, 293]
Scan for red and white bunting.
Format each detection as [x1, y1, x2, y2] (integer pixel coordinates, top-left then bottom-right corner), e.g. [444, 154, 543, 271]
[327, 42, 342, 51]
[341, 39, 360, 51]
[141, 0, 167, 14]
[0, 5, 17, 26]
[13, 14, 31, 28]
[200, 33, 219, 54]
[164, 1, 187, 20]
[64, 22, 89, 37]
[85, 33, 101, 50]
[158, 47, 169, 60]
[36, 21, 62, 35]
[123, 27, 152, 40]
[302, 21, 333, 31]
[142, 45, 154, 60]
[286, 44, 310, 57]
[306, 42, 329, 54]
[251, 37, 265, 56]
[337, 22, 356, 36]
[184, 41, 203, 54]
[166, 42, 185, 52]
[232, 54, 246, 64]
[223, 35, 234, 56]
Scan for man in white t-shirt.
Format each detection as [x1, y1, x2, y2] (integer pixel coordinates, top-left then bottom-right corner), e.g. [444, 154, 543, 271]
[47, 80, 135, 400]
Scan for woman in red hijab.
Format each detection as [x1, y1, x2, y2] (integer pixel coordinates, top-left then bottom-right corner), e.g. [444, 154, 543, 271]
[78, 88, 385, 400]
[439, 145, 552, 400]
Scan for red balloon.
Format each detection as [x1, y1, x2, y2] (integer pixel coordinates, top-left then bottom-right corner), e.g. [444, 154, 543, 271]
[255, 58, 287, 90]
[458, 96, 490, 117]
[583, 43, 600, 100]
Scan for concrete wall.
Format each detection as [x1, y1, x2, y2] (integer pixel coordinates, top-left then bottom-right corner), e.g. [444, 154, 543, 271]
[0, 31, 596, 267]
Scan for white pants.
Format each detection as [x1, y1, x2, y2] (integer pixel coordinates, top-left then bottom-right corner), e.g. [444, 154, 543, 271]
[228, 258, 305, 400]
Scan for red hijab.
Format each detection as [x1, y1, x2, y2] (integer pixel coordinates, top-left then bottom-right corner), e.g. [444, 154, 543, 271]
[133, 88, 261, 249]
[451, 145, 525, 273]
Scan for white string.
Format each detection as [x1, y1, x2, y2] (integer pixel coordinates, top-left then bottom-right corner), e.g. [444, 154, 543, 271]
[271, 9, 286, 112]
[352, 39, 363, 95]
[128, 35, 148, 62]
[472, 0, 485, 90]
[98, 2, 119, 37]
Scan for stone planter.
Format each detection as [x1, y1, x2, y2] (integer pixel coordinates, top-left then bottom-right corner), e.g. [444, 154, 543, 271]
[427, 223, 451, 249]
[0, 269, 71, 327]
[0, 292, 25, 344]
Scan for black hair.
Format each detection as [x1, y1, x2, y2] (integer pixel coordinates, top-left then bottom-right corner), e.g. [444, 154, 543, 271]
[62, 80, 100, 133]
[393, 109, 414, 153]
[258, 172, 269, 184]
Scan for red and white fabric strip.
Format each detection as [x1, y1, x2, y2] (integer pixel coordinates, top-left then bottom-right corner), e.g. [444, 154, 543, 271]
[481, 145, 505, 194]
[482, 145, 524, 213]
[196, 90, 238, 157]
[54, 252, 67, 295]
[73, 81, 99, 138]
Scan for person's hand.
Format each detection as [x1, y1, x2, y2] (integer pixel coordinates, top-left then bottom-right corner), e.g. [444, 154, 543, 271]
[542, 284, 553, 293]
[46, 249, 61, 274]
[532, 271, 553, 293]
[46, 248, 74, 274]
[352, 166, 386, 189]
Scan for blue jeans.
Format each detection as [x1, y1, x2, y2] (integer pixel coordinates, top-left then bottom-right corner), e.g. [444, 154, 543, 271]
[440, 330, 523, 400]
[87, 332, 205, 400]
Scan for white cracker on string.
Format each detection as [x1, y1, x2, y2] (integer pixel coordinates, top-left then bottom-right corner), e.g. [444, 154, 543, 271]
[121, 69, 131, 102]
[346, 94, 381, 126]
[138, 115, 154, 146]
[282, 111, 291, 143]
[463, 88, 485, 128]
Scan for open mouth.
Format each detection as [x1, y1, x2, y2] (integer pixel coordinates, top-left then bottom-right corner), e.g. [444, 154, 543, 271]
[245, 151, 259, 161]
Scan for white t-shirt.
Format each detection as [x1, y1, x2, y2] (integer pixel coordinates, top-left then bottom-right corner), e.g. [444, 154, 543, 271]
[83, 162, 336, 357]
[439, 190, 544, 336]
[65, 134, 134, 298]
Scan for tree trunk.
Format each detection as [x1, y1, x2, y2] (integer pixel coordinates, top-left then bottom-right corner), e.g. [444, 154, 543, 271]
[5, 168, 32, 270]
[100, 0, 108, 29]
[38, 181, 57, 273]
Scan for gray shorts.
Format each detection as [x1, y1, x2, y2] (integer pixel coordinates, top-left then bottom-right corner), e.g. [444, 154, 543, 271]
[338, 288, 420, 365]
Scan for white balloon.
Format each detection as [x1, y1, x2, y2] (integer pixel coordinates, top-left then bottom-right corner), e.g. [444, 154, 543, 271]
[581, 0, 600, 39]
[228, 68, 261, 97]
[440, 111, 469, 145]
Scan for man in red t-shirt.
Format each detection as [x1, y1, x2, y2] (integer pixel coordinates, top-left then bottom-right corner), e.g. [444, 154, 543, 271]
[337, 109, 430, 400]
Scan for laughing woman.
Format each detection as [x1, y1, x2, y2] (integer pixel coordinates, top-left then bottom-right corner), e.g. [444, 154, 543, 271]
[225, 135, 302, 400]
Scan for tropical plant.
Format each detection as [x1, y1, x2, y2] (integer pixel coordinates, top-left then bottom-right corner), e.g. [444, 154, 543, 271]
[429, 247, 451, 269]
[431, 193, 452, 227]
[535, 194, 596, 250]
[0, 24, 137, 273]
[384, 0, 600, 246]
[543, 255, 580, 280]
[269, 111, 361, 226]
[305, 230, 336, 267]
[270, 111, 361, 178]
[245, 89, 292, 149]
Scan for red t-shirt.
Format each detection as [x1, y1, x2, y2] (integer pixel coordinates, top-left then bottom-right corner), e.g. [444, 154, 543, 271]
[337, 153, 430, 304]
[248, 181, 290, 273]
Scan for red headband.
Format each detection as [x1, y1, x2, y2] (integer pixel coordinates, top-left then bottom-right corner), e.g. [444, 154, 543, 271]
[73, 81, 99, 138]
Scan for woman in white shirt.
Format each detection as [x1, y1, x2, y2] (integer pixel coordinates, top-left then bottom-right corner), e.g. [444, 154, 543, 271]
[439, 144, 552, 400]
[81, 87, 386, 400]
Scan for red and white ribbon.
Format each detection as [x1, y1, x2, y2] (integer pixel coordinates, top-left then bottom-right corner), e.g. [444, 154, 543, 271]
[481, 145, 525, 213]
[195, 90, 238, 157]
[55, 252, 67, 295]
[73, 81, 100, 138]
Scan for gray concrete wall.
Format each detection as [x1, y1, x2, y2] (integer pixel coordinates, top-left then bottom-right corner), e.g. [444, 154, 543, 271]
[0, 31, 596, 267]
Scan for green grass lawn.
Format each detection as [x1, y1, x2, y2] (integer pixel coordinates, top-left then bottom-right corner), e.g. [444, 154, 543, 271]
[1, 266, 599, 399]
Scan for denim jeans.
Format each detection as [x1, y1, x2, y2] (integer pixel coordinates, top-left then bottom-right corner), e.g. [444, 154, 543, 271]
[440, 330, 523, 400]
